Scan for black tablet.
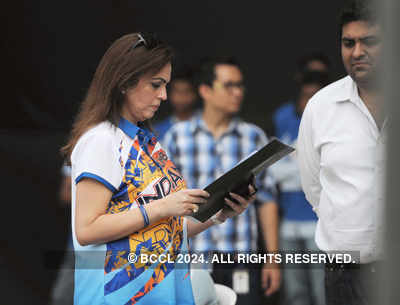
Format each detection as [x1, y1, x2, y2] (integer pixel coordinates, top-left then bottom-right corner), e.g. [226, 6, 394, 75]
[190, 138, 295, 222]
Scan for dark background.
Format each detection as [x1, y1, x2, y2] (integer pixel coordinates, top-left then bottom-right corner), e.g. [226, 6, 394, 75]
[1, 1, 346, 303]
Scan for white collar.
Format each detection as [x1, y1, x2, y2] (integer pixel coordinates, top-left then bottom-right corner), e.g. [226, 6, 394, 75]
[333, 76, 360, 104]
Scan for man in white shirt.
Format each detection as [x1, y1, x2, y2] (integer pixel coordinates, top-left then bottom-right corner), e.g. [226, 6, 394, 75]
[297, 0, 384, 304]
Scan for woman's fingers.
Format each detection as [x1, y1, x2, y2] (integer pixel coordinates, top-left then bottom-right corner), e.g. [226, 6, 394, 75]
[228, 192, 249, 207]
[182, 203, 199, 215]
[183, 189, 209, 204]
[247, 184, 258, 197]
[189, 196, 208, 204]
[190, 204, 199, 213]
[224, 197, 245, 213]
[185, 189, 210, 198]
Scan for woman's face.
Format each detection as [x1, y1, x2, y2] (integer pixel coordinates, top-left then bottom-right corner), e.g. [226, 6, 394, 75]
[121, 63, 171, 124]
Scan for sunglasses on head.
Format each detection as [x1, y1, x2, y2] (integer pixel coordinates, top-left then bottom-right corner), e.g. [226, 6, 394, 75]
[130, 32, 161, 50]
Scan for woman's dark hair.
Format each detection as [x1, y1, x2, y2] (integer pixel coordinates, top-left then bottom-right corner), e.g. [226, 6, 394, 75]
[61, 32, 174, 161]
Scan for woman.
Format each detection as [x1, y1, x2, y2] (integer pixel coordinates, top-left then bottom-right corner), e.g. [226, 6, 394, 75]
[62, 32, 256, 305]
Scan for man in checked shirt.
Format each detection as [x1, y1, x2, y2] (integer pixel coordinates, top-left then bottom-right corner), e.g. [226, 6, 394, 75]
[163, 56, 281, 304]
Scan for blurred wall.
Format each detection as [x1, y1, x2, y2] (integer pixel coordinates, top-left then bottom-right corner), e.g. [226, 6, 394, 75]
[3, 0, 347, 131]
[1, 1, 347, 303]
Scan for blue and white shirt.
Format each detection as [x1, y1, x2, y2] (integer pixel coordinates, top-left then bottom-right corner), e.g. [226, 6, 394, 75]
[153, 116, 177, 141]
[270, 102, 318, 222]
[162, 113, 276, 253]
[71, 118, 195, 305]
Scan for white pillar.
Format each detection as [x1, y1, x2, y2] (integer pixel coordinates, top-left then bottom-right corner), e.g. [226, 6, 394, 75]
[379, 0, 400, 304]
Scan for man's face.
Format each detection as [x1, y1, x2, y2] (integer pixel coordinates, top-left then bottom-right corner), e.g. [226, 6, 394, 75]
[306, 60, 328, 72]
[206, 64, 245, 115]
[169, 79, 196, 112]
[341, 21, 382, 85]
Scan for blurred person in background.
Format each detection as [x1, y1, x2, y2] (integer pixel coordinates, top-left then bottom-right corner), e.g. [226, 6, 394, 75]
[269, 70, 331, 305]
[297, 0, 385, 304]
[163, 56, 281, 305]
[50, 163, 74, 305]
[264, 51, 331, 140]
[153, 68, 198, 140]
[61, 32, 256, 305]
[293, 51, 331, 82]
[59, 164, 72, 204]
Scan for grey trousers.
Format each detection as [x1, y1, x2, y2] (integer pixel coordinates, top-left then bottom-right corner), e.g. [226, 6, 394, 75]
[280, 237, 326, 305]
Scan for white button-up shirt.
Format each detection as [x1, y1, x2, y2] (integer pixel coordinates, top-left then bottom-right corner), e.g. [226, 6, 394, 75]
[297, 75, 386, 263]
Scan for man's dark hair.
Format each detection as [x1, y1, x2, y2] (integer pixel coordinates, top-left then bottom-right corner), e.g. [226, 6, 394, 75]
[301, 70, 331, 87]
[193, 56, 242, 90]
[339, 0, 379, 31]
[169, 66, 195, 90]
[171, 66, 194, 83]
[296, 51, 331, 73]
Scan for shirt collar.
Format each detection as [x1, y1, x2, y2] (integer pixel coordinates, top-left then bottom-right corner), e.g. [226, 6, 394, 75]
[333, 75, 360, 104]
[333, 76, 388, 132]
[118, 117, 154, 140]
[190, 111, 241, 135]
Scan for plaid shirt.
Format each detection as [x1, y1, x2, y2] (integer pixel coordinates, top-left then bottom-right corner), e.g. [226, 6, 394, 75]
[162, 113, 276, 253]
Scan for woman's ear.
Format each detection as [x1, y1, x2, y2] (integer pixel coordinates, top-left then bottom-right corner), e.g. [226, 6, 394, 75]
[119, 84, 128, 95]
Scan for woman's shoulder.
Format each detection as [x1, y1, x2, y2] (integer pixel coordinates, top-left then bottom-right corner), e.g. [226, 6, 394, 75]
[81, 121, 118, 142]
[72, 121, 120, 158]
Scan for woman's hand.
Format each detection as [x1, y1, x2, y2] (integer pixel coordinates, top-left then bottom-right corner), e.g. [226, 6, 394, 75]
[213, 184, 257, 223]
[159, 189, 210, 218]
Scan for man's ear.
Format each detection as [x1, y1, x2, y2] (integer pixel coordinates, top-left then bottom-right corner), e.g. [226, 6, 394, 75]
[198, 84, 212, 101]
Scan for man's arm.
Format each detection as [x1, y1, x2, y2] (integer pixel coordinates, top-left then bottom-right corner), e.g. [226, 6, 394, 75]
[251, 126, 281, 295]
[258, 200, 281, 296]
[296, 99, 321, 211]
[259, 201, 279, 253]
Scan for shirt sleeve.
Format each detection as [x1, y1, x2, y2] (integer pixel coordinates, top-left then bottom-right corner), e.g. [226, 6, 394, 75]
[254, 128, 277, 204]
[71, 131, 122, 193]
[297, 99, 322, 212]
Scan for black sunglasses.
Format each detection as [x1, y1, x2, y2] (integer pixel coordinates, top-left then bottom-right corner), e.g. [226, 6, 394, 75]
[130, 32, 161, 50]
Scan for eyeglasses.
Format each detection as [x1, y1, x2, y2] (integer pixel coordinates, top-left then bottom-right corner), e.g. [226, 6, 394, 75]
[130, 32, 161, 51]
[214, 80, 246, 93]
